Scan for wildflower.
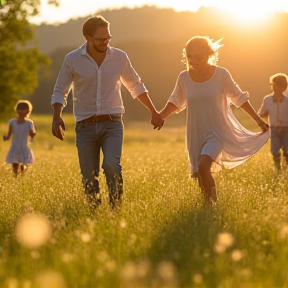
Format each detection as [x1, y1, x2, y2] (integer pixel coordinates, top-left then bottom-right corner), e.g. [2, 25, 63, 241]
[192, 273, 203, 284]
[279, 224, 288, 240]
[15, 213, 52, 249]
[80, 232, 91, 243]
[34, 270, 67, 288]
[157, 261, 176, 282]
[120, 219, 127, 228]
[214, 232, 234, 253]
[231, 249, 242, 261]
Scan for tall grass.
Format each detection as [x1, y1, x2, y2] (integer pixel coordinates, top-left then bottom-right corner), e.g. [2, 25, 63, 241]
[0, 113, 287, 288]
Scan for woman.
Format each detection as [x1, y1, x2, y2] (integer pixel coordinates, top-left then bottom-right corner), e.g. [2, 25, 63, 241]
[159, 36, 269, 204]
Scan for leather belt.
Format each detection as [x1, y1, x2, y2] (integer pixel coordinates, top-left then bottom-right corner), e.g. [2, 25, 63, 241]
[77, 114, 122, 124]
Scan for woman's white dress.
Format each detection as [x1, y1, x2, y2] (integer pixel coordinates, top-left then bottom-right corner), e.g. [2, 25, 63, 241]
[168, 66, 269, 176]
[5, 118, 35, 165]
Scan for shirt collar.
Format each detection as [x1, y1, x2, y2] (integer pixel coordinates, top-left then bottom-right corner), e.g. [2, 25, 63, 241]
[81, 43, 88, 55]
[81, 43, 114, 58]
[105, 45, 114, 60]
[273, 94, 284, 103]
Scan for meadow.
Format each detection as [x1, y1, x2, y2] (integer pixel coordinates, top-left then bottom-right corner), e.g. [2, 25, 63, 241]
[0, 112, 288, 288]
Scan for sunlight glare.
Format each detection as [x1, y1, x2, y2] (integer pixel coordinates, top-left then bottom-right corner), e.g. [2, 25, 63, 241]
[216, 0, 285, 23]
[138, 0, 223, 12]
[31, 0, 288, 25]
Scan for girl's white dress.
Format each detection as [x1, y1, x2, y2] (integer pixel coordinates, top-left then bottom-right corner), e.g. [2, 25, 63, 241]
[168, 66, 269, 176]
[5, 118, 35, 165]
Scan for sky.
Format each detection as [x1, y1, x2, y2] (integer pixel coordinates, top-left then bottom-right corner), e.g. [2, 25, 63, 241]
[31, 0, 288, 25]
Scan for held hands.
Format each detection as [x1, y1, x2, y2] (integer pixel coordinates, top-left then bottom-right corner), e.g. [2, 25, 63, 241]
[52, 117, 66, 140]
[151, 111, 164, 130]
[256, 117, 269, 133]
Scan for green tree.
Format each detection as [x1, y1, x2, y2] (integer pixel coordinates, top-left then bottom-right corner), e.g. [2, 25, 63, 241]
[0, 0, 57, 114]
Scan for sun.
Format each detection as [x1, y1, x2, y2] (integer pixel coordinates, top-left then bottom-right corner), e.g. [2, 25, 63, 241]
[216, 0, 284, 24]
[154, 0, 288, 25]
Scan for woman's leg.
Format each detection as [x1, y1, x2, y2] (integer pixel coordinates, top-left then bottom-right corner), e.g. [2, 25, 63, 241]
[198, 155, 218, 204]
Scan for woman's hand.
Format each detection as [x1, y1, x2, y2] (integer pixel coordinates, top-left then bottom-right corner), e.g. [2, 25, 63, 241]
[256, 117, 269, 133]
[151, 111, 164, 130]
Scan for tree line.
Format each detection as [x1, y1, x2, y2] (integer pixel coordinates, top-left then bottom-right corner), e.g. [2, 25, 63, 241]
[1, 3, 287, 122]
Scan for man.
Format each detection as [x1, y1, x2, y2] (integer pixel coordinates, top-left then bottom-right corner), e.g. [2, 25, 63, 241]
[51, 15, 163, 208]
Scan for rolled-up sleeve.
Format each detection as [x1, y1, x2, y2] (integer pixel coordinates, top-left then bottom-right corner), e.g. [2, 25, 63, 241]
[168, 73, 187, 113]
[51, 56, 73, 107]
[224, 69, 249, 108]
[120, 53, 148, 99]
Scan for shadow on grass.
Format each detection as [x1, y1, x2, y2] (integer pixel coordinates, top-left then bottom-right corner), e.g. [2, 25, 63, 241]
[145, 205, 231, 288]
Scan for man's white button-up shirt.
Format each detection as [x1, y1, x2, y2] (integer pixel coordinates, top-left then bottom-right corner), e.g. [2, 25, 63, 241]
[51, 43, 148, 122]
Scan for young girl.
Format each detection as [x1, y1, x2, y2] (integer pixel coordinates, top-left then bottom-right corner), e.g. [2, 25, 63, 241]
[3, 100, 36, 177]
[159, 36, 269, 205]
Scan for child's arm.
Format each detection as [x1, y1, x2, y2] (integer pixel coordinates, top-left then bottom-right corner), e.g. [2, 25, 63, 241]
[29, 122, 36, 140]
[29, 130, 36, 139]
[3, 125, 13, 141]
[258, 98, 269, 118]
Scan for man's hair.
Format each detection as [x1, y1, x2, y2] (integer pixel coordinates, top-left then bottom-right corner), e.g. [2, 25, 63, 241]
[270, 73, 288, 87]
[82, 15, 110, 37]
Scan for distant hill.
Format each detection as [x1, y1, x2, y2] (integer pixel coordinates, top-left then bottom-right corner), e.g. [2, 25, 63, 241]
[35, 6, 230, 55]
[30, 6, 288, 122]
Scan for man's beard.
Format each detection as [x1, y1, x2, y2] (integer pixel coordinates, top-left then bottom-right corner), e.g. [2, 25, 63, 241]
[94, 43, 106, 53]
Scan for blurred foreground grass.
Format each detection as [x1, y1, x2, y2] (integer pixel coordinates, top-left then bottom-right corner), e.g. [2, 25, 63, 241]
[0, 113, 288, 288]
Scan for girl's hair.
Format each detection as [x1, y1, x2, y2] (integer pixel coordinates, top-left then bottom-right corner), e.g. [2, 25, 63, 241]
[15, 100, 33, 117]
[182, 36, 223, 70]
[82, 15, 110, 37]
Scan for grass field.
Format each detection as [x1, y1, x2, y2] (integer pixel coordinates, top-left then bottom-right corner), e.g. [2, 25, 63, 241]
[0, 113, 288, 288]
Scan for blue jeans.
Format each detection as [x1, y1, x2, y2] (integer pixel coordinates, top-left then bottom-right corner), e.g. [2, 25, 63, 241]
[270, 127, 288, 157]
[75, 119, 123, 204]
[270, 127, 288, 168]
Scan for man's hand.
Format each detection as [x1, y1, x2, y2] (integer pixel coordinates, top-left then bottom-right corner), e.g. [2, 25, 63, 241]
[151, 111, 164, 130]
[52, 117, 66, 140]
